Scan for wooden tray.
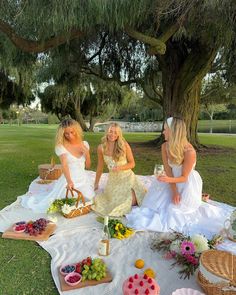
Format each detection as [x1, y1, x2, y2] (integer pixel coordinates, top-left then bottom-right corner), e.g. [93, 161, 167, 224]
[58, 267, 112, 291]
[2, 222, 56, 241]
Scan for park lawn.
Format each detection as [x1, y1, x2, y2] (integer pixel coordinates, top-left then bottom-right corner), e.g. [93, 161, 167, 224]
[0, 125, 235, 295]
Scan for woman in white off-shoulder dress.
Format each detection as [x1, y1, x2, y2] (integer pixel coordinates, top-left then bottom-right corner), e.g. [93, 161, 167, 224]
[21, 119, 95, 213]
[126, 117, 231, 238]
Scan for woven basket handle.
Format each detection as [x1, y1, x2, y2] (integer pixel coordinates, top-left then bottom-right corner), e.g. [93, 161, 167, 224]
[50, 156, 56, 168]
[65, 188, 86, 207]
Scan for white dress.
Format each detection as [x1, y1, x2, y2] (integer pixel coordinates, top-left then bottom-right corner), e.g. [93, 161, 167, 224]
[20, 141, 95, 213]
[126, 161, 231, 238]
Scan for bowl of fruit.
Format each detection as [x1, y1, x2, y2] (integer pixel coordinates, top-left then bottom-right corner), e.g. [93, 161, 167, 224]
[64, 272, 82, 286]
[13, 221, 26, 233]
[60, 264, 76, 276]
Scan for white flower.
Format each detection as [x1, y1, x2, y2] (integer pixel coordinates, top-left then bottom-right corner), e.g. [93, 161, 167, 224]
[61, 204, 76, 214]
[191, 234, 209, 253]
[170, 239, 181, 254]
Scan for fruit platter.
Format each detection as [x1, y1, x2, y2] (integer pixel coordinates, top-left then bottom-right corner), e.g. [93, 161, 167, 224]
[58, 256, 112, 291]
[2, 218, 56, 241]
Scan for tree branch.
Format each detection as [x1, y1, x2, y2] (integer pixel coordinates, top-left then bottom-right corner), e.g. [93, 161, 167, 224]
[81, 66, 138, 86]
[125, 26, 166, 55]
[0, 19, 84, 53]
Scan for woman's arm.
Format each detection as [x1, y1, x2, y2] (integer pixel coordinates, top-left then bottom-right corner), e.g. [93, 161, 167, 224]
[159, 148, 196, 184]
[94, 145, 104, 190]
[112, 142, 135, 171]
[161, 143, 180, 204]
[59, 154, 74, 189]
[81, 143, 91, 169]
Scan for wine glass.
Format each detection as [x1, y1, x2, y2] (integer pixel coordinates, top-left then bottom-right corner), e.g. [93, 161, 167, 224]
[108, 159, 116, 170]
[154, 164, 164, 177]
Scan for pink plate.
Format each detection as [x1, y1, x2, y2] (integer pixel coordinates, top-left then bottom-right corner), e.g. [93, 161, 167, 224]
[172, 288, 205, 295]
[64, 272, 82, 286]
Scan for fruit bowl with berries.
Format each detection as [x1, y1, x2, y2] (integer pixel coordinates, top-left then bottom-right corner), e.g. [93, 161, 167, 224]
[64, 272, 82, 286]
[60, 264, 76, 276]
[13, 221, 26, 233]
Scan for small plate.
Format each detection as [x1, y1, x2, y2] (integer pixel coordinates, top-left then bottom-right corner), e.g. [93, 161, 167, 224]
[172, 288, 205, 295]
[64, 272, 82, 286]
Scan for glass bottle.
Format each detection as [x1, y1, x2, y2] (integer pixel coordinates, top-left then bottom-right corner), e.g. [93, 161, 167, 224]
[98, 216, 110, 256]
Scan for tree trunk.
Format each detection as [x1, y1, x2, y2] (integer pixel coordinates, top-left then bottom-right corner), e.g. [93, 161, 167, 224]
[75, 111, 88, 131]
[89, 115, 97, 132]
[158, 42, 217, 148]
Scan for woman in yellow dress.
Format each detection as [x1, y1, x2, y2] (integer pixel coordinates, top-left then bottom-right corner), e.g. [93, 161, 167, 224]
[92, 123, 146, 217]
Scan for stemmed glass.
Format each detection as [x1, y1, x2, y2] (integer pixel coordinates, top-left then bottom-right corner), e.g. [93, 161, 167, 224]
[154, 164, 164, 177]
[108, 159, 116, 170]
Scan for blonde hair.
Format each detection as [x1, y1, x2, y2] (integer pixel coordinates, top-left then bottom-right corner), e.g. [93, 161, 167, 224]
[166, 117, 188, 165]
[102, 123, 126, 161]
[55, 118, 83, 146]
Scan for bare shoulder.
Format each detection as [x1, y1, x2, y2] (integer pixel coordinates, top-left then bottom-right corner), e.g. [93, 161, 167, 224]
[184, 143, 196, 156]
[161, 142, 167, 152]
[97, 144, 103, 153]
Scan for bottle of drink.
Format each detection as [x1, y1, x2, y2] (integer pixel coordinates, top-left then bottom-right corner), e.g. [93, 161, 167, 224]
[98, 216, 110, 256]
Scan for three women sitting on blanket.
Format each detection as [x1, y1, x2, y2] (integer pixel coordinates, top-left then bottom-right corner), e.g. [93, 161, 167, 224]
[92, 123, 146, 217]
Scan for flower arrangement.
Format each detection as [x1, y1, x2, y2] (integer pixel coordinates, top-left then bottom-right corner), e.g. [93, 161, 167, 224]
[151, 231, 223, 279]
[97, 217, 134, 239]
[47, 198, 77, 214]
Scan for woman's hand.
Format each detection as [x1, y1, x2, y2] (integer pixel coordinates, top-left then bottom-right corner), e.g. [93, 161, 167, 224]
[111, 166, 121, 172]
[157, 174, 174, 183]
[66, 181, 74, 190]
[94, 183, 99, 191]
[172, 192, 181, 205]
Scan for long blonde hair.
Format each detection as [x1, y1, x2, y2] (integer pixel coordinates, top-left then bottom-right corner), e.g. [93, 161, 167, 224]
[166, 117, 188, 165]
[55, 118, 83, 146]
[102, 123, 126, 161]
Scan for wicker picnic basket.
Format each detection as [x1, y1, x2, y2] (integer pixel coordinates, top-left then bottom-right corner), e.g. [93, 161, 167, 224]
[63, 188, 92, 218]
[38, 157, 62, 180]
[197, 249, 236, 295]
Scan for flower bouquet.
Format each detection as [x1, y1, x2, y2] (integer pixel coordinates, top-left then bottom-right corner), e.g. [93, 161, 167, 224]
[96, 217, 134, 239]
[151, 231, 223, 279]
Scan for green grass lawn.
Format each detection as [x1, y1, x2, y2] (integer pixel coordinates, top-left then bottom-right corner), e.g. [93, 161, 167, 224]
[0, 124, 235, 294]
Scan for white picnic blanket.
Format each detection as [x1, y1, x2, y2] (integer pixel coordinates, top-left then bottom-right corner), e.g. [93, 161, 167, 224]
[0, 172, 235, 295]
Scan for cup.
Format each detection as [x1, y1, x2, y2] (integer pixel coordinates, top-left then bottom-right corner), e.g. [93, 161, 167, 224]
[108, 160, 116, 170]
[154, 164, 164, 177]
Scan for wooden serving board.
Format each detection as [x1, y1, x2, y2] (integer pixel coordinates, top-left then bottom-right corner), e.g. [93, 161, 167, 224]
[2, 223, 56, 241]
[59, 268, 112, 291]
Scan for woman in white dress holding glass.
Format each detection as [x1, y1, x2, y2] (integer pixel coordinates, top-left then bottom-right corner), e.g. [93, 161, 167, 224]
[126, 117, 229, 236]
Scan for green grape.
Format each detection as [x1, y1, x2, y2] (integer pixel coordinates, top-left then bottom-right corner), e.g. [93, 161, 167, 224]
[82, 270, 88, 275]
[91, 273, 97, 279]
[84, 265, 89, 270]
[82, 276, 86, 281]
[88, 274, 92, 280]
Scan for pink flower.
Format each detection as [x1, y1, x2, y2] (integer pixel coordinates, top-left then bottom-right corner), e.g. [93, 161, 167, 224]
[185, 254, 199, 265]
[180, 240, 196, 255]
[163, 251, 176, 259]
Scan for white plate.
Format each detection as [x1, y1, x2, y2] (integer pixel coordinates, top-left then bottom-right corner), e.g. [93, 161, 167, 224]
[172, 288, 205, 295]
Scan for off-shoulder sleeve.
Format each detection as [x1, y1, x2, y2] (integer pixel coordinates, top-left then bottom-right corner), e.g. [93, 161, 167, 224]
[83, 141, 90, 150]
[55, 145, 67, 156]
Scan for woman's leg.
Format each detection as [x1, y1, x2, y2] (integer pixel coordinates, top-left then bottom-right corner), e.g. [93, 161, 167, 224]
[131, 189, 137, 206]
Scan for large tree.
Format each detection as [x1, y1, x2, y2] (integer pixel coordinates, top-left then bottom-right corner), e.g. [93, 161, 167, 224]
[0, 0, 235, 145]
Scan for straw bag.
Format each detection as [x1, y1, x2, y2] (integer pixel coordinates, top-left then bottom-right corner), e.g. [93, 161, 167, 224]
[38, 157, 62, 180]
[197, 249, 236, 295]
[63, 188, 92, 218]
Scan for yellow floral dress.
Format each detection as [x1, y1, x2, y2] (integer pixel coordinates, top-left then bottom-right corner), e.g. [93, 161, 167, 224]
[92, 153, 146, 217]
